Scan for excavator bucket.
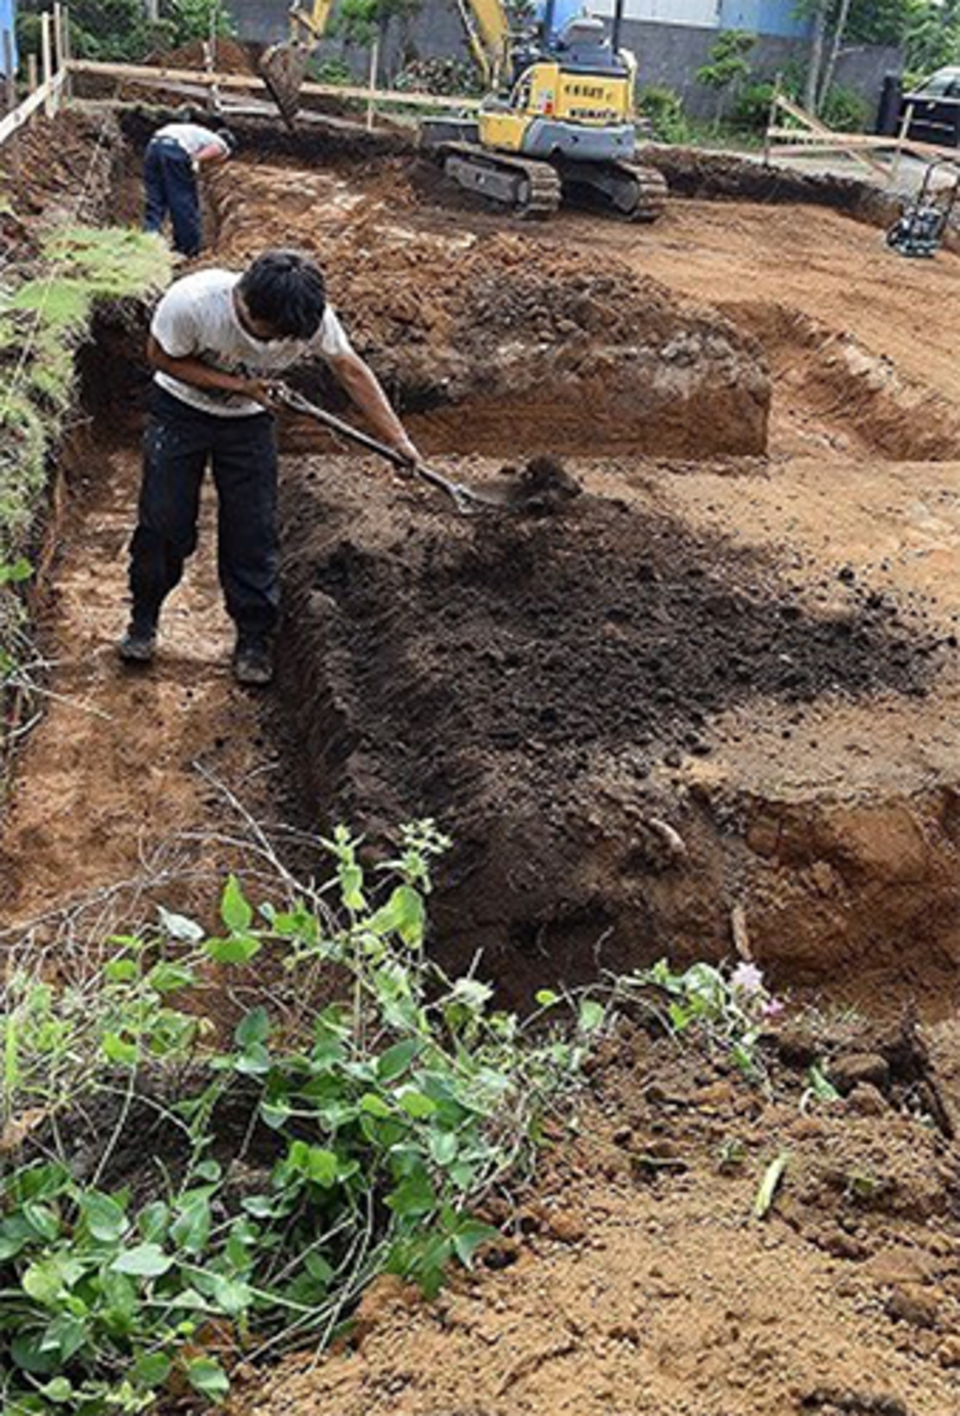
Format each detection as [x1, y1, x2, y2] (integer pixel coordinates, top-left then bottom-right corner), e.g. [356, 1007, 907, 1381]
[259, 43, 310, 127]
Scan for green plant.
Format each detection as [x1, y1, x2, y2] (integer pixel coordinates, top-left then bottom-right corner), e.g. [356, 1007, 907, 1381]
[731, 79, 778, 132]
[696, 30, 756, 124]
[0, 226, 170, 760]
[0, 824, 604, 1412]
[715, 1137, 747, 1173]
[638, 85, 691, 144]
[819, 83, 870, 131]
[165, 0, 236, 47]
[613, 959, 782, 1082]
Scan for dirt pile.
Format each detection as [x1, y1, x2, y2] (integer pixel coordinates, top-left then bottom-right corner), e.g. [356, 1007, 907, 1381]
[230, 1011, 960, 1416]
[210, 156, 771, 455]
[148, 37, 258, 74]
[0, 110, 122, 253]
[277, 455, 950, 992]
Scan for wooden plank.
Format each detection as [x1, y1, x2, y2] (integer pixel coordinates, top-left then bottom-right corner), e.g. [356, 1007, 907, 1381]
[41, 13, 53, 117]
[0, 68, 66, 147]
[772, 94, 885, 176]
[768, 126, 960, 167]
[66, 58, 481, 110]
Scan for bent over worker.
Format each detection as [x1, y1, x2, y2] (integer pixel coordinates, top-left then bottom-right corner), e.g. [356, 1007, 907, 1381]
[119, 248, 420, 686]
[143, 121, 235, 257]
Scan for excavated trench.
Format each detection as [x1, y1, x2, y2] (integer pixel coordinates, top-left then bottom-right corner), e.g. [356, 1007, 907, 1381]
[12, 111, 960, 1006]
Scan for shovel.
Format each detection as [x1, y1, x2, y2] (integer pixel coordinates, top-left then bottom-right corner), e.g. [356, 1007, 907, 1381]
[276, 386, 512, 515]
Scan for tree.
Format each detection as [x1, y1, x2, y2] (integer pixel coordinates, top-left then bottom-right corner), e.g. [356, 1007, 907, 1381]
[696, 30, 756, 125]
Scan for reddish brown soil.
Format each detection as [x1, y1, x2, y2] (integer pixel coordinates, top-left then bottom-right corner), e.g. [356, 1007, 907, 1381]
[0, 109, 121, 252]
[2, 115, 960, 1416]
[207, 160, 770, 458]
[230, 1012, 960, 1416]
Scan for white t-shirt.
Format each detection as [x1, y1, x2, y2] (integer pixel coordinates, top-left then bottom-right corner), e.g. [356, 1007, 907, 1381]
[154, 122, 230, 159]
[151, 269, 353, 418]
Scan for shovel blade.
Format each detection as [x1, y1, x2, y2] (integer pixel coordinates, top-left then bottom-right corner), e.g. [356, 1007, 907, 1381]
[260, 43, 310, 126]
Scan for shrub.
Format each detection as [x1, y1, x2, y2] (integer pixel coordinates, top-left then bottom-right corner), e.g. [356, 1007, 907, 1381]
[638, 84, 691, 144]
[731, 79, 778, 132]
[820, 84, 870, 132]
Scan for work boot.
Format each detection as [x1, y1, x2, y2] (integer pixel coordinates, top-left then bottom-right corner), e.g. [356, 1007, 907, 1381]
[233, 634, 273, 687]
[118, 614, 157, 665]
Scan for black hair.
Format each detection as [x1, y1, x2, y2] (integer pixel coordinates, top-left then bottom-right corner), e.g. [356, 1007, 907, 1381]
[218, 127, 238, 153]
[238, 250, 326, 339]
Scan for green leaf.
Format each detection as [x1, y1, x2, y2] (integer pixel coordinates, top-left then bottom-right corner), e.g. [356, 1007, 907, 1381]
[102, 1031, 139, 1065]
[145, 961, 196, 994]
[360, 1092, 393, 1118]
[376, 1038, 421, 1082]
[138, 1201, 170, 1243]
[38, 1377, 73, 1403]
[235, 1006, 271, 1049]
[111, 1243, 173, 1277]
[303, 1146, 339, 1187]
[0, 556, 32, 585]
[430, 1130, 459, 1166]
[171, 1195, 211, 1255]
[103, 957, 139, 983]
[386, 1167, 436, 1218]
[133, 1350, 172, 1388]
[234, 1041, 272, 1076]
[81, 1191, 129, 1243]
[212, 1274, 253, 1317]
[451, 1219, 499, 1267]
[204, 933, 262, 965]
[12, 1330, 60, 1375]
[369, 884, 425, 946]
[398, 1089, 438, 1120]
[157, 906, 205, 943]
[221, 875, 253, 932]
[304, 1251, 334, 1284]
[187, 1357, 230, 1400]
[578, 999, 605, 1034]
[23, 1202, 60, 1241]
[535, 988, 560, 1008]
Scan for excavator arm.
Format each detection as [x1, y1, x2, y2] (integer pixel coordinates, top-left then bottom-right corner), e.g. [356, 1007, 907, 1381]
[454, 0, 512, 89]
[260, 0, 337, 126]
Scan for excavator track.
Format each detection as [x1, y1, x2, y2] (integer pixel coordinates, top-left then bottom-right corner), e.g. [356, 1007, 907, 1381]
[558, 158, 669, 223]
[440, 142, 562, 220]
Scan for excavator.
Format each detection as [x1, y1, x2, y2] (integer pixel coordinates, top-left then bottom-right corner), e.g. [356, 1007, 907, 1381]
[259, 0, 668, 222]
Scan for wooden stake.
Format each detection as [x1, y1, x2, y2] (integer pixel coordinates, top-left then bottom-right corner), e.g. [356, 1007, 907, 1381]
[763, 75, 780, 167]
[62, 5, 73, 98]
[366, 36, 379, 131]
[27, 53, 38, 94]
[890, 101, 913, 188]
[41, 13, 54, 116]
[2, 32, 15, 114]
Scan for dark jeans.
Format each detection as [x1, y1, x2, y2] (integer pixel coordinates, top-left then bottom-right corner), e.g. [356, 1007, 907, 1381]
[129, 389, 280, 639]
[143, 138, 201, 256]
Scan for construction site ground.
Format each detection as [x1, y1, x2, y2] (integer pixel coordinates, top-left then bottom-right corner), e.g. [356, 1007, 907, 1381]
[0, 109, 958, 1415]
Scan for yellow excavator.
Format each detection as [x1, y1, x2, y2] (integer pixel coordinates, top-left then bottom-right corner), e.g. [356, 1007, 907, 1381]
[259, 0, 668, 222]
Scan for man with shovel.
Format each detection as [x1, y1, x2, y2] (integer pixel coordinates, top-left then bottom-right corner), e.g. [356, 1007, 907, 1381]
[119, 248, 420, 686]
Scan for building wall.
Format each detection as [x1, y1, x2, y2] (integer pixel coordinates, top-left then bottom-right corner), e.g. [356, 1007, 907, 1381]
[224, 0, 902, 119]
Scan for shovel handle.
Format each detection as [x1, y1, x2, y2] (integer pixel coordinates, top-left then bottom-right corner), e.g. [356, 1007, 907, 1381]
[277, 386, 409, 469]
[276, 386, 477, 513]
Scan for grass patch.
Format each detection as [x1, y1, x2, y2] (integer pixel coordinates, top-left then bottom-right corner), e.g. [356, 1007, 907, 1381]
[0, 224, 171, 754]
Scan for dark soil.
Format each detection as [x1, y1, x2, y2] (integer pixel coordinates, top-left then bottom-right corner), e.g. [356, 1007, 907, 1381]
[278, 457, 948, 995]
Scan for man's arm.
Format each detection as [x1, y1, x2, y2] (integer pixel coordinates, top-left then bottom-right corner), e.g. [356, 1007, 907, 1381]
[194, 143, 230, 166]
[328, 350, 420, 466]
[147, 336, 274, 407]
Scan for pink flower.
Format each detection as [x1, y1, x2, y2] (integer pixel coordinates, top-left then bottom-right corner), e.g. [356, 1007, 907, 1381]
[730, 962, 765, 995]
[761, 996, 785, 1019]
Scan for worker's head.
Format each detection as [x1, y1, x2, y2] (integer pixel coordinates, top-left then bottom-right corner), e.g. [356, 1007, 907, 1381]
[235, 250, 326, 341]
